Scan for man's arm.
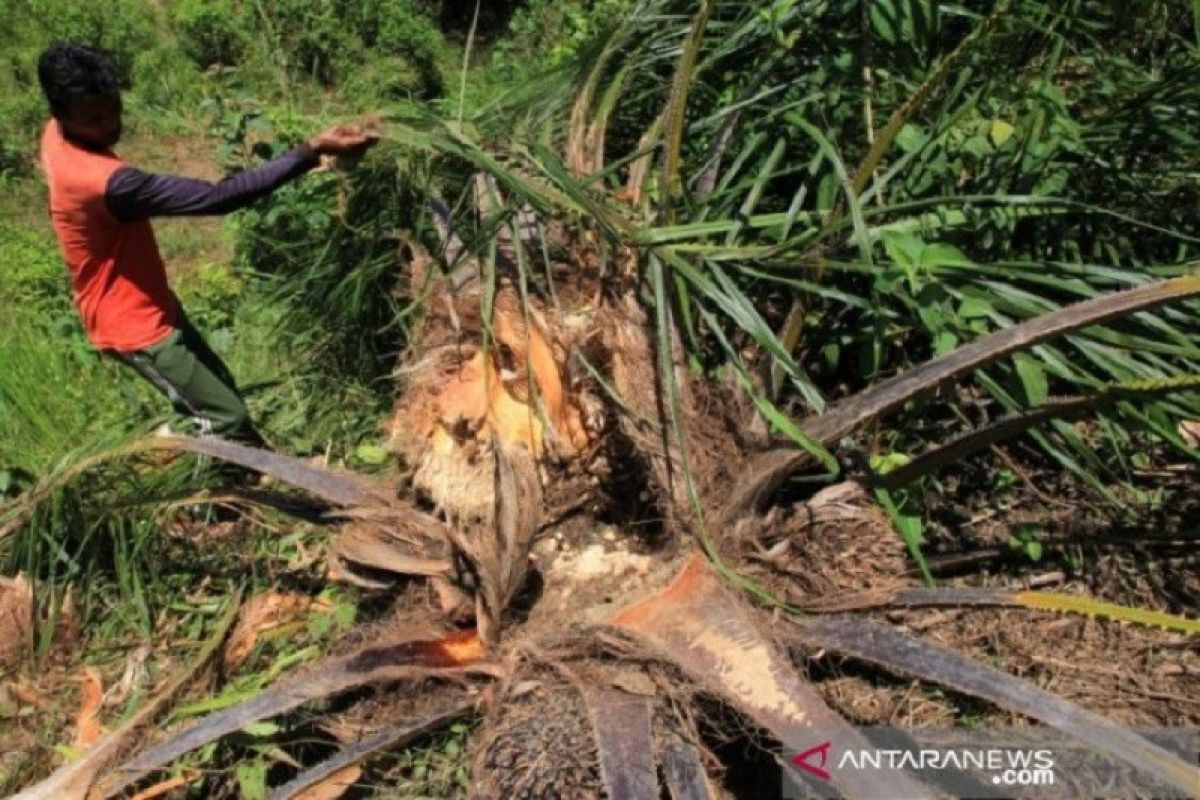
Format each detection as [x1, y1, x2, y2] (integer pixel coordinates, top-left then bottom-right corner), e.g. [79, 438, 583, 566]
[104, 123, 378, 222]
[104, 146, 319, 222]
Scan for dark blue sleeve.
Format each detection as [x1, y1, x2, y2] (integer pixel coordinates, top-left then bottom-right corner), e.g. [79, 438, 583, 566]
[104, 146, 319, 221]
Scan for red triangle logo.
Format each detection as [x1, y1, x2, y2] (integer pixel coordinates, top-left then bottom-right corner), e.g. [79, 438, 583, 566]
[792, 741, 833, 781]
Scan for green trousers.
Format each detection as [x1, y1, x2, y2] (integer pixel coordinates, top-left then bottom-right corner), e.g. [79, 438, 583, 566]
[109, 310, 264, 446]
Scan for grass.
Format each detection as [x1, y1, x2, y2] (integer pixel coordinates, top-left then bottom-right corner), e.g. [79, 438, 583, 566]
[376, 722, 474, 798]
[0, 78, 430, 790]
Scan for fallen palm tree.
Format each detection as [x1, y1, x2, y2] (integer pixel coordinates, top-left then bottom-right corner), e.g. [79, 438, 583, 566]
[11, 268, 1190, 799]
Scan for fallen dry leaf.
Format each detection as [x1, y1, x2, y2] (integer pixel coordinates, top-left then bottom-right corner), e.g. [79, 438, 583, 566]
[6, 679, 46, 707]
[1179, 420, 1200, 449]
[293, 765, 362, 800]
[10, 596, 240, 800]
[0, 573, 33, 670]
[319, 718, 374, 745]
[49, 586, 82, 665]
[223, 592, 325, 671]
[107, 645, 151, 710]
[73, 667, 105, 747]
[128, 769, 201, 800]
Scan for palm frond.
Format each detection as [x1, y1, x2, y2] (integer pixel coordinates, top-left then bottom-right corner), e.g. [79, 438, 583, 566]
[612, 556, 937, 799]
[796, 615, 1199, 796]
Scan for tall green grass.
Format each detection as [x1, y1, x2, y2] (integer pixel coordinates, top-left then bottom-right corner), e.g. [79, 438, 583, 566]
[0, 223, 170, 637]
[0, 185, 396, 641]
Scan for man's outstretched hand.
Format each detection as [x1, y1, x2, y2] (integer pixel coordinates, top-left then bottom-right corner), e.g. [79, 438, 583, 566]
[307, 122, 380, 156]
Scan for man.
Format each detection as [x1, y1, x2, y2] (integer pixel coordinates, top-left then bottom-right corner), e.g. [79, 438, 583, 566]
[37, 41, 376, 449]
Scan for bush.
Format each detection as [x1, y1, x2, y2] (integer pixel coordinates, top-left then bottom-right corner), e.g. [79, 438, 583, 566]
[130, 46, 203, 113]
[230, 126, 416, 383]
[207, 0, 447, 97]
[0, 222, 78, 331]
[492, 0, 633, 73]
[362, 0, 445, 96]
[0, 0, 165, 176]
[15, 0, 159, 80]
[170, 0, 248, 68]
[0, 86, 44, 178]
[0, 220, 138, 473]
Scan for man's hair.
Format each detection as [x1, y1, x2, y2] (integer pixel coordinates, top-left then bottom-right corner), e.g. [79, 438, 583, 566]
[37, 42, 121, 117]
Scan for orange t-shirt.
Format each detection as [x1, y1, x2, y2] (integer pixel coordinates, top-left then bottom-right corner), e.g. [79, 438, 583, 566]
[40, 120, 176, 352]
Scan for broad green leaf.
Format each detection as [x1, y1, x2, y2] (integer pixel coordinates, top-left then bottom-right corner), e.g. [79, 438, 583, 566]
[236, 759, 269, 800]
[989, 118, 1016, 146]
[957, 297, 993, 319]
[895, 123, 925, 152]
[869, 452, 912, 475]
[932, 330, 959, 355]
[920, 242, 972, 268]
[882, 230, 923, 269]
[239, 721, 281, 737]
[1013, 353, 1049, 404]
[354, 444, 389, 465]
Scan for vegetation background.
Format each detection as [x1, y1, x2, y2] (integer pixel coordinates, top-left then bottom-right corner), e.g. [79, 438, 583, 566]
[0, 2, 618, 793]
[0, 0, 1197, 796]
